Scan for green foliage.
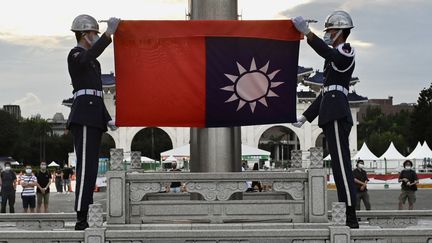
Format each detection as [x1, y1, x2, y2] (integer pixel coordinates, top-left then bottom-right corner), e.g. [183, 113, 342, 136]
[1, 114, 73, 166]
[411, 83, 432, 147]
[0, 111, 19, 156]
[358, 106, 412, 157]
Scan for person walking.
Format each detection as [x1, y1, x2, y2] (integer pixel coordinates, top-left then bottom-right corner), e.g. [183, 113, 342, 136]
[398, 160, 418, 210]
[353, 160, 371, 210]
[54, 168, 63, 193]
[292, 11, 359, 228]
[0, 162, 17, 213]
[62, 165, 73, 194]
[67, 14, 120, 230]
[20, 165, 37, 213]
[35, 162, 52, 213]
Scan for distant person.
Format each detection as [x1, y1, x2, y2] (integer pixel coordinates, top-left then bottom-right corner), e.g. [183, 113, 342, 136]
[398, 160, 419, 210]
[62, 165, 73, 194]
[35, 162, 52, 213]
[0, 161, 17, 213]
[20, 165, 37, 213]
[250, 163, 262, 192]
[168, 162, 182, 193]
[55, 168, 63, 193]
[353, 160, 371, 210]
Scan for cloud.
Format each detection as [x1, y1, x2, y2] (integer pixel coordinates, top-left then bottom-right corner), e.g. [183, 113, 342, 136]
[280, 0, 432, 104]
[13, 92, 41, 109]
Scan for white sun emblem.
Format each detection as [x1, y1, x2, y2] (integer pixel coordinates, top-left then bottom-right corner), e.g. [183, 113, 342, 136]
[221, 58, 284, 113]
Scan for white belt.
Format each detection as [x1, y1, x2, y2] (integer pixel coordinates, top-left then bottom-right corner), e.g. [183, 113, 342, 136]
[323, 85, 348, 96]
[73, 89, 103, 99]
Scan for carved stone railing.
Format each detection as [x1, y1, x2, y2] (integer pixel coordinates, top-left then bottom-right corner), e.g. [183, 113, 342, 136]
[1, 224, 432, 243]
[107, 170, 328, 224]
[0, 212, 108, 230]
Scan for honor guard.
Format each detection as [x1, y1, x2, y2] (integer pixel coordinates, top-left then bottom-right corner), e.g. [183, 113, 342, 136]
[67, 14, 120, 230]
[292, 11, 359, 228]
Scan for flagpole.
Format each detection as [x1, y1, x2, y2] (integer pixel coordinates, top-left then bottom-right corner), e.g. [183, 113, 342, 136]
[189, 0, 242, 177]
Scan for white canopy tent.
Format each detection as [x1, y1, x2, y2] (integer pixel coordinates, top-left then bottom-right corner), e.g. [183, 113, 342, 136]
[123, 155, 155, 163]
[161, 144, 270, 158]
[407, 142, 426, 160]
[352, 142, 379, 161]
[160, 144, 190, 158]
[48, 161, 60, 167]
[407, 141, 432, 170]
[377, 142, 406, 171]
[421, 142, 432, 158]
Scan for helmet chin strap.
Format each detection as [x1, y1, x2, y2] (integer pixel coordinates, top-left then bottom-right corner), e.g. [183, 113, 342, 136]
[83, 35, 93, 47]
[332, 29, 343, 45]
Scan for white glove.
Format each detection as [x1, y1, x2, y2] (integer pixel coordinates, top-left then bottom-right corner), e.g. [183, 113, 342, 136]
[292, 115, 307, 128]
[292, 16, 311, 35]
[107, 120, 118, 131]
[105, 17, 121, 36]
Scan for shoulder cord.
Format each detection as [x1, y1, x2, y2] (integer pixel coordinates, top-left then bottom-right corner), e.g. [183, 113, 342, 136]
[331, 59, 355, 73]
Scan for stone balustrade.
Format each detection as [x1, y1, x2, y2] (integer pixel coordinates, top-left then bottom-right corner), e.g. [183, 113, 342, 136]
[1, 224, 432, 242]
[107, 170, 328, 225]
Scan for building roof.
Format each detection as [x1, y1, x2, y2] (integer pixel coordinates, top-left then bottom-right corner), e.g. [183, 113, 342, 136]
[303, 70, 360, 86]
[101, 73, 115, 86]
[297, 90, 316, 98]
[348, 91, 368, 104]
[297, 66, 313, 76]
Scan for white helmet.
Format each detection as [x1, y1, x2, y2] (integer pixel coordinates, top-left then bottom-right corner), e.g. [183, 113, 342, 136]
[324, 10, 354, 31]
[71, 14, 99, 33]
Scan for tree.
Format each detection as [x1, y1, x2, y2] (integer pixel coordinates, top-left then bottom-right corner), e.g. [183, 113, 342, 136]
[411, 82, 432, 146]
[0, 110, 19, 156]
[358, 106, 413, 156]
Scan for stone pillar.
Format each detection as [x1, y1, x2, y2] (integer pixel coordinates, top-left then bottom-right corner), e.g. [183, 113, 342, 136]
[329, 226, 351, 243]
[85, 228, 106, 243]
[189, 0, 241, 174]
[307, 168, 328, 223]
[107, 148, 126, 224]
[307, 147, 327, 223]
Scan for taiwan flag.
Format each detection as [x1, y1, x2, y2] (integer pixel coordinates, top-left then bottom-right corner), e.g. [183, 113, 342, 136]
[114, 20, 301, 127]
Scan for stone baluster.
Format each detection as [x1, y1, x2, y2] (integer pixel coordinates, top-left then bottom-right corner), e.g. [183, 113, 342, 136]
[332, 202, 346, 225]
[290, 150, 303, 168]
[130, 151, 142, 171]
[88, 203, 104, 228]
[109, 148, 124, 171]
[309, 147, 324, 168]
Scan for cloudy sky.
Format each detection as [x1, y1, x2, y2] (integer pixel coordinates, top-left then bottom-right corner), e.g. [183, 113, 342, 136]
[0, 0, 431, 119]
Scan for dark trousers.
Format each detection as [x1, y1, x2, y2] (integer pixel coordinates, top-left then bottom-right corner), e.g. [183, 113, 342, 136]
[71, 125, 103, 212]
[323, 119, 357, 225]
[55, 179, 63, 193]
[356, 190, 371, 210]
[1, 191, 15, 213]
